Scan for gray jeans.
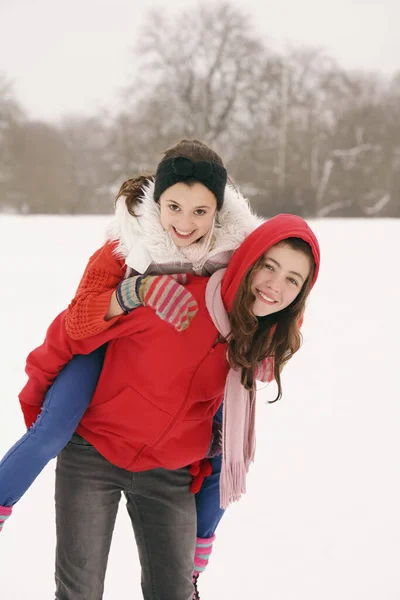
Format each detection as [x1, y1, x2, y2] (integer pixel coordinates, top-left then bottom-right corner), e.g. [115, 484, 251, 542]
[55, 434, 196, 600]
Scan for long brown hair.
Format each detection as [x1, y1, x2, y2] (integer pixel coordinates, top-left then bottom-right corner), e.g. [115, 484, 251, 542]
[227, 238, 315, 402]
[114, 139, 226, 217]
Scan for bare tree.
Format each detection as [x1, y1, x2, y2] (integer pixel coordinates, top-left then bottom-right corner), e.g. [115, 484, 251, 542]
[125, 2, 267, 149]
[10, 120, 74, 213]
[60, 114, 116, 213]
[3, 10, 400, 218]
[0, 75, 25, 211]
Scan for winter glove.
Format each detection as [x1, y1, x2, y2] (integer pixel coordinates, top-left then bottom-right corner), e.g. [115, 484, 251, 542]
[116, 273, 198, 332]
[0, 505, 12, 532]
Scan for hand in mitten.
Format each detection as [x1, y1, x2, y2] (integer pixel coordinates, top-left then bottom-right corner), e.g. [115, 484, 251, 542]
[116, 273, 198, 332]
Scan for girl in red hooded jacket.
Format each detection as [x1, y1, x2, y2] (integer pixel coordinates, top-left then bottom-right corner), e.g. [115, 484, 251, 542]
[4, 214, 320, 599]
[0, 139, 261, 520]
[0, 138, 267, 599]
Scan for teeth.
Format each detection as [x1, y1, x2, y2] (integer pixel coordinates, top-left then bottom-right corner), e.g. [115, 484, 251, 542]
[175, 228, 194, 236]
[258, 291, 276, 303]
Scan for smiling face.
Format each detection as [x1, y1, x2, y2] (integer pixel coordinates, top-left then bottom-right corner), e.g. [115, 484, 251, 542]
[159, 182, 218, 247]
[251, 242, 312, 317]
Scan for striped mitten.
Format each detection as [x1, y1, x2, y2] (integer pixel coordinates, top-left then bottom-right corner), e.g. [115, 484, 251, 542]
[116, 274, 198, 332]
[0, 505, 12, 532]
[255, 356, 274, 383]
[193, 534, 216, 576]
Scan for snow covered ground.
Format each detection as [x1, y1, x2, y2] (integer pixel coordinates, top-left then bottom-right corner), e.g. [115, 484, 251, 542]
[0, 215, 398, 599]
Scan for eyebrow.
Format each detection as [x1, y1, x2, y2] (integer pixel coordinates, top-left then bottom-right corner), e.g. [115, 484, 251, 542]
[265, 257, 305, 281]
[164, 199, 213, 209]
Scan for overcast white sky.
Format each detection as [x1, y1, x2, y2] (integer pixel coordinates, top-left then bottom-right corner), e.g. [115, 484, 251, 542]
[0, 0, 399, 122]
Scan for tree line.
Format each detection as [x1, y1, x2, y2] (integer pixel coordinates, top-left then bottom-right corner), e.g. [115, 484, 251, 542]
[1, 2, 399, 217]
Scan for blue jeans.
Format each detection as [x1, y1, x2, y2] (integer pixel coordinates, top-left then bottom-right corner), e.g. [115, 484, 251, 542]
[0, 348, 225, 540]
[0, 346, 106, 506]
[195, 404, 225, 539]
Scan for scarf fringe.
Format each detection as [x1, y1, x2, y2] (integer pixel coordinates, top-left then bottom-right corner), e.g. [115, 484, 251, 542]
[220, 461, 248, 509]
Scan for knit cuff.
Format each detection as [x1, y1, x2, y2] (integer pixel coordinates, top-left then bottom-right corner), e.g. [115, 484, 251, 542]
[116, 276, 143, 314]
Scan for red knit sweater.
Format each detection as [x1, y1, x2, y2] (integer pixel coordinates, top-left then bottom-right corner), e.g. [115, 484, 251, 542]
[65, 241, 126, 340]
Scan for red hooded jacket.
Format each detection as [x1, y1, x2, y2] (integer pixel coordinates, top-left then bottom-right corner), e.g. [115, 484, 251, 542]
[19, 214, 320, 472]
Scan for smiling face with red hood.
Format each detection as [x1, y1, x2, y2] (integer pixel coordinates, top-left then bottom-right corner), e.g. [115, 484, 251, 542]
[221, 214, 320, 314]
[250, 240, 312, 317]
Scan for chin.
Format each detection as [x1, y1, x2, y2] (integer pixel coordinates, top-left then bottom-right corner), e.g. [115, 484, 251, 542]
[253, 301, 279, 318]
[173, 237, 193, 248]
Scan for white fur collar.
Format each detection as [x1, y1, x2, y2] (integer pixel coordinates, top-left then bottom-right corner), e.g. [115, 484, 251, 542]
[106, 179, 264, 274]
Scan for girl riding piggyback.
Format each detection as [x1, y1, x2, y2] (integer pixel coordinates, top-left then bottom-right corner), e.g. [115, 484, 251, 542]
[65, 139, 263, 341]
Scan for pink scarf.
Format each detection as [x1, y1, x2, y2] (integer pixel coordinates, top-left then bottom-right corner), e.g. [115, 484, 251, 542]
[205, 269, 257, 509]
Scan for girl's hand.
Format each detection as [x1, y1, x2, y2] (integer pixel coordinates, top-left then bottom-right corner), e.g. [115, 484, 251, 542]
[116, 274, 198, 332]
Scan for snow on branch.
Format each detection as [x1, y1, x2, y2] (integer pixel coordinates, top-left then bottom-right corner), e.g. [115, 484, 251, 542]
[317, 200, 352, 218]
[365, 194, 391, 216]
[330, 144, 376, 158]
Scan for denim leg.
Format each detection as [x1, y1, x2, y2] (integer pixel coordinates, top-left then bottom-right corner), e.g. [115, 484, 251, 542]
[55, 433, 124, 600]
[195, 401, 225, 539]
[195, 453, 225, 539]
[213, 403, 223, 426]
[125, 467, 196, 600]
[0, 346, 106, 506]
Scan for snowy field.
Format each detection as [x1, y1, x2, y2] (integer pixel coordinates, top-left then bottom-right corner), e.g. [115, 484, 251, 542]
[0, 215, 398, 599]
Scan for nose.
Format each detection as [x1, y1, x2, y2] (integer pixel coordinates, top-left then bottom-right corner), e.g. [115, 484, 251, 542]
[177, 214, 194, 231]
[266, 272, 282, 294]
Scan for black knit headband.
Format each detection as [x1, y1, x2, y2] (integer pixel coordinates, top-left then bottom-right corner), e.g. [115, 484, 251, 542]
[153, 156, 227, 210]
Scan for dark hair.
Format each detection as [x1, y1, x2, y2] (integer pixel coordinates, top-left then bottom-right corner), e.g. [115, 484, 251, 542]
[114, 174, 151, 217]
[162, 139, 224, 167]
[227, 237, 315, 402]
[114, 139, 225, 217]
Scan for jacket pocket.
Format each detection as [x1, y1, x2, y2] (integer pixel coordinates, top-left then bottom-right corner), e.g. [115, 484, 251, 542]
[84, 385, 173, 448]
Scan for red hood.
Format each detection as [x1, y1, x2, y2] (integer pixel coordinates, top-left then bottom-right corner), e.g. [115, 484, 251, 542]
[221, 213, 320, 311]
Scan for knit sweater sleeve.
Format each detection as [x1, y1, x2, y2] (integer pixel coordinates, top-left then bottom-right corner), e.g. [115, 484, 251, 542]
[65, 241, 127, 340]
